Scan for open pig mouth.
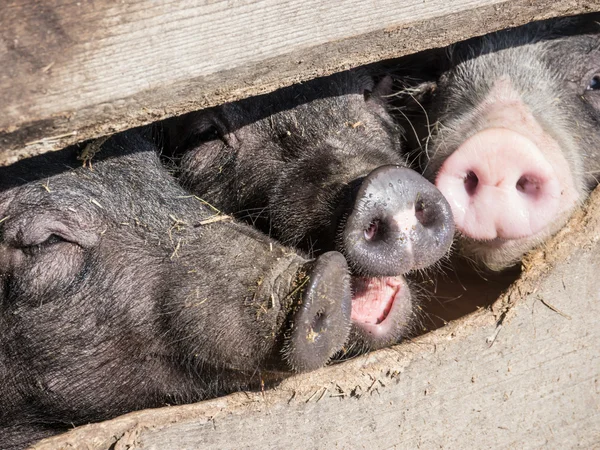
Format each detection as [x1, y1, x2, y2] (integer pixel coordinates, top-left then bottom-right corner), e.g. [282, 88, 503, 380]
[350, 275, 411, 336]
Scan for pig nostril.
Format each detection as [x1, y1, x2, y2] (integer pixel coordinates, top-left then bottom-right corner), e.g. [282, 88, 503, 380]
[516, 175, 541, 196]
[364, 220, 380, 241]
[310, 309, 326, 335]
[415, 199, 426, 225]
[464, 170, 479, 196]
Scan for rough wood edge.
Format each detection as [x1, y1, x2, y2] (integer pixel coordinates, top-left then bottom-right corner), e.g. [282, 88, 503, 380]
[2, 1, 598, 166]
[492, 186, 600, 322]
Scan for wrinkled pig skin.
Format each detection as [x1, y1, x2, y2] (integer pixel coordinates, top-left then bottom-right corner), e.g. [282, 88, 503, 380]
[394, 15, 600, 270]
[162, 71, 455, 354]
[0, 131, 353, 449]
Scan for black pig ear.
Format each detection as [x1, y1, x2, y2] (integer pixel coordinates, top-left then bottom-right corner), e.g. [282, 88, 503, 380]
[372, 75, 394, 98]
[364, 75, 394, 103]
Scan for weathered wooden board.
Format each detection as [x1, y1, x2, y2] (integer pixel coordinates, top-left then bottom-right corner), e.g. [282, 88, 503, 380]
[33, 188, 600, 449]
[1, 0, 598, 166]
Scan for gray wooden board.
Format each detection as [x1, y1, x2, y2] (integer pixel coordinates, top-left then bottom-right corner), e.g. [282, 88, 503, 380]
[1, 0, 599, 166]
[33, 188, 600, 449]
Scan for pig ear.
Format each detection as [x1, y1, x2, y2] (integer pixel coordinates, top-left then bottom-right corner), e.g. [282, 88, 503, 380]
[363, 75, 394, 103]
[373, 75, 394, 98]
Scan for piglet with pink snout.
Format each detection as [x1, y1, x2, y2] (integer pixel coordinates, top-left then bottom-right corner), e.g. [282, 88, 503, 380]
[398, 16, 600, 270]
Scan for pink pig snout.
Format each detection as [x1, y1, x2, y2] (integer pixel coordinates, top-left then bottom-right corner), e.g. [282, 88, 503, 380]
[435, 128, 563, 240]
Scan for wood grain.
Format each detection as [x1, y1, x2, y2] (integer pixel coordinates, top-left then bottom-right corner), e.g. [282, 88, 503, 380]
[1, 0, 598, 166]
[33, 187, 600, 449]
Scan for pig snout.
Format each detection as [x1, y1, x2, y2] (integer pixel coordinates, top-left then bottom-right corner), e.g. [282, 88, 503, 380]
[435, 128, 572, 241]
[342, 165, 455, 277]
[284, 251, 352, 372]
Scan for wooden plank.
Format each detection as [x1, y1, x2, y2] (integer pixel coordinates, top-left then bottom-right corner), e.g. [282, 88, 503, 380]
[33, 187, 600, 449]
[1, 0, 598, 166]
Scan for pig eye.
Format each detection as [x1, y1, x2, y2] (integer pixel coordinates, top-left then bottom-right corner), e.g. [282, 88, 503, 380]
[20, 234, 68, 256]
[363, 89, 373, 102]
[188, 122, 237, 148]
[586, 75, 600, 91]
[195, 125, 220, 142]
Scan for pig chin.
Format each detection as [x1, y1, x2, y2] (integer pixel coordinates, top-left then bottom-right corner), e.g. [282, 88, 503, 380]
[459, 206, 578, 271]
[349, 275, 412, 345]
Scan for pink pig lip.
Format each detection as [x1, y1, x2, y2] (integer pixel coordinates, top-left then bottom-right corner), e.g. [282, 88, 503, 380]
[350, 275, 410, 337]
[436, 127, 576, 242]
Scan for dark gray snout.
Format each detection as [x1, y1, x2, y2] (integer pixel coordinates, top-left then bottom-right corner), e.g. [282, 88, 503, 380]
[342, 165, 454, 277]
[283, 251, 352, 372]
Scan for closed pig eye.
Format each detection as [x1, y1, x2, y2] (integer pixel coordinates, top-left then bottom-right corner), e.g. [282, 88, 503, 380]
[177, 124, 220, 151]
[8, 216, 100, 255]
[195, 124, 220, 142]
[183, 120, 238, 149]
[19, 234, 70, 256]
[2, 227, 89, 305]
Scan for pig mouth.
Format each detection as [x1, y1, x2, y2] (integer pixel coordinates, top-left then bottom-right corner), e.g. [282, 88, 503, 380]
[350, 275, 410, 336]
